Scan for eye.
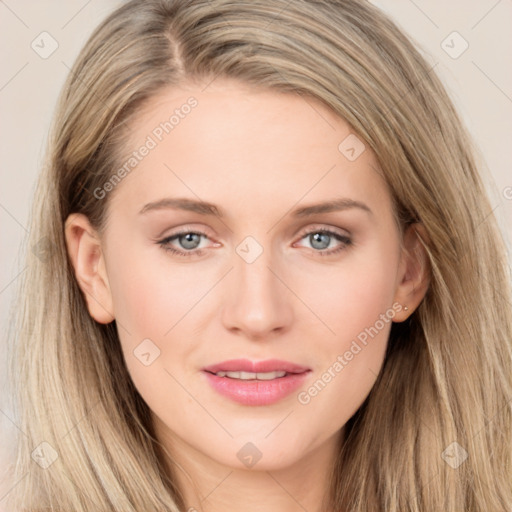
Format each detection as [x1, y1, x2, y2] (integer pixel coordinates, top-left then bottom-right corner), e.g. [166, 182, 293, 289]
[157, 228, 216, 258]
[294, 227, 352, 256]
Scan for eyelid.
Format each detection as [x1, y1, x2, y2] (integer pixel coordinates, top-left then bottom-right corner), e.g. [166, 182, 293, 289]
[294, 223, 351, 240]
[156, 223, 216, 239]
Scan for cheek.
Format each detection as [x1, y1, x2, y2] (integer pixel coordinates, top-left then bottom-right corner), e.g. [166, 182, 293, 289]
[106, 244, 210, 338]
[105, 246, 215, 393]
[293, 238, 399, 342]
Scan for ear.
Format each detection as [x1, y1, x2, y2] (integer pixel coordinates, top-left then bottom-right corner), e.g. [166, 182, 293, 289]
[64, 213, 114, 324]
[392, 223, 431, 322]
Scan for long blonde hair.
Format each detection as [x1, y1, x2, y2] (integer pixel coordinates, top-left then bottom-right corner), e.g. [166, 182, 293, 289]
[5, 0, 512, 510]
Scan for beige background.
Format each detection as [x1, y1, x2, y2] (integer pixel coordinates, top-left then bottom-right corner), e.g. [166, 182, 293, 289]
[1, 0, 511, 503]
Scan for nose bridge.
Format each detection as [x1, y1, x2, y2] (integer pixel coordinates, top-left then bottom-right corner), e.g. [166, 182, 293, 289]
[237, 246, 276, 300]
[221, 235, 294, 337]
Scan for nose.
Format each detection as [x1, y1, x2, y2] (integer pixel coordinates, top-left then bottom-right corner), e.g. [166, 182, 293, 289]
[221, 243, 294, 340]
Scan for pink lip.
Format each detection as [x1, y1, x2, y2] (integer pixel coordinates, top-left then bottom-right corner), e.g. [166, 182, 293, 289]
[202, 358, 311, 406]
[203, 358, 310, 374]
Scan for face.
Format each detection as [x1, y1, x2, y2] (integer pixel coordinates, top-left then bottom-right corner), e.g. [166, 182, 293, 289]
[71, 79, 417, 473]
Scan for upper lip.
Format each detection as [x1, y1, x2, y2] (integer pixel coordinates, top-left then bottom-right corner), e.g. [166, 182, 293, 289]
[203, 358, 310, 374]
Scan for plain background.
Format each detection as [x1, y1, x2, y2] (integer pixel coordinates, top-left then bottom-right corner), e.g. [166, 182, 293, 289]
[1, 0, 511, 501]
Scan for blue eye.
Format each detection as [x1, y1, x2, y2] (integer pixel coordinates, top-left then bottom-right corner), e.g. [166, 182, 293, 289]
[295, 228, 352, 256]
[158, 230, 209, 258]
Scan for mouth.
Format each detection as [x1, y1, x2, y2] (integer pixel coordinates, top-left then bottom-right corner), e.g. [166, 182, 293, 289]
[202, 359, 311, 406]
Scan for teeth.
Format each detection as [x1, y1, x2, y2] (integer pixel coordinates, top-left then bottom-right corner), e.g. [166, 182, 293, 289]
[215, 370, 287, 380]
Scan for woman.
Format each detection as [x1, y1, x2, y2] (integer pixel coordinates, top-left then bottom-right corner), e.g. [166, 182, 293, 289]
[5, 0, 512, 510]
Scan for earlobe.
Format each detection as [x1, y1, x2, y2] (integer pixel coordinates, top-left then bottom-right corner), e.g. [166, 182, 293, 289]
[393, 223, 431, 323]
[64, 213, 115, 324]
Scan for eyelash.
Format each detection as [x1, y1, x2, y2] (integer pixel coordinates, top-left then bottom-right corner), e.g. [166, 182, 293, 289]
[157, 227, 352, 259]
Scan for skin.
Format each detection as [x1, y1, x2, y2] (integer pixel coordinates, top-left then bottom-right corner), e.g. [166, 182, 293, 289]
[65, 78, 430, 512]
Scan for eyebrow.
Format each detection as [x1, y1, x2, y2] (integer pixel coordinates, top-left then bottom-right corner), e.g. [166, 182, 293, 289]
[138, 197, 373, 218]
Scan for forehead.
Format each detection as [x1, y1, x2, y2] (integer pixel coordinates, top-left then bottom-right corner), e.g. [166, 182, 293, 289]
[108, 79, 391, 219]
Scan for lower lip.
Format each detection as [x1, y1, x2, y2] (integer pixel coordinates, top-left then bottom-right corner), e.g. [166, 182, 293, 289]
[203, 371, 310, 406]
